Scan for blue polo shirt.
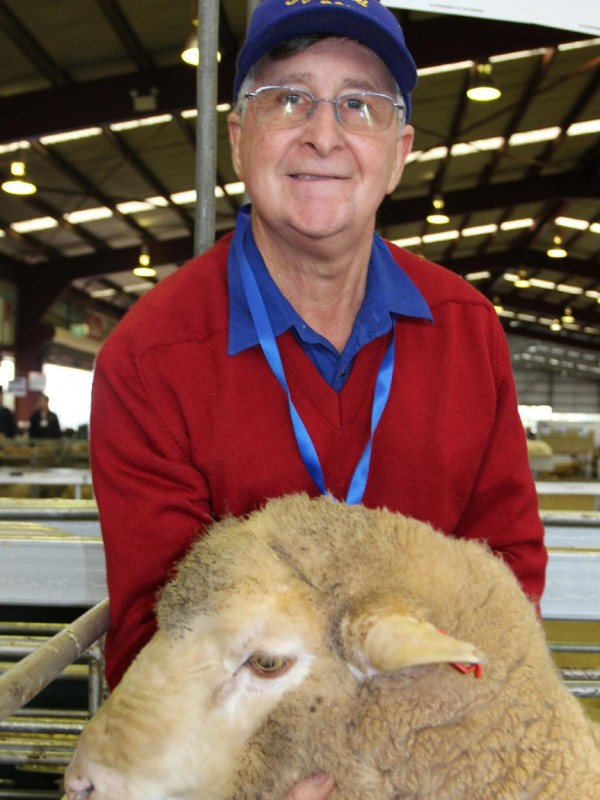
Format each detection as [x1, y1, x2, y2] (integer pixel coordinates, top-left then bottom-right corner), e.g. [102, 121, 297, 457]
[228, 206, 432, 391]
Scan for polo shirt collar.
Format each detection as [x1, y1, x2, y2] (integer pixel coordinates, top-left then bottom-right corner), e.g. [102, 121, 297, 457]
[228, 205, 432, 356]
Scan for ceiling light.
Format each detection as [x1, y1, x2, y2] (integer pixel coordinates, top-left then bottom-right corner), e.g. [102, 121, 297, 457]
[110, 114, 173, 132]
[180, 27, 221, 66]
[561, 308, 575, 325]
[132, 245, 157, 278]
[529, 278, 556, 290]
[2, 161, 37, 195]
[417, 60, 474, 77]
[392, 236, 422, 248]
[223, 181, 246, 196]
[117, 200, 155, 214]
[554, 216, 589, 231]
[556, 284, 583, 295]
[567, 119, 600, 137]
[40, 127, 102, 145]
[492, 297, 504, 314]
[181, 29, 198, 65]
[171, 189, 197, 205]
[514, 270, 531, 289]
[547, 234, 567, 258]
[426, 195, 450, 225]
[466, 63, 501, 102]
[11, 216, 57, 233]
[465, 270, 491, 281]
[132, 265, 156, 278]
[509, 127, 561, 146]
[500, 218, 534, 231]
[413, 146, 449, 163]
[0, 141, 29, 156]
[451, 137, 505, 156]
[462, 224, 498, 237]
[422, 230, 459, 244]
[558, 37, 600, 51]
[549, 319, 562, 332]
[63, 207, 112, 224]
[144, 195, 169, 208]
[124, 281, 154, 293]
[490, 48, 546, 63]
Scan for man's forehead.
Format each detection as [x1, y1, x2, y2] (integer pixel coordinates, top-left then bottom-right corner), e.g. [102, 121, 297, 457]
[255, 38, 396, 91]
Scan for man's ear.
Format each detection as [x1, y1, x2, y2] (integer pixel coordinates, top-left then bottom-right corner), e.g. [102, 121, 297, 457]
[386, 123, 414, 195]
[228, 112, 244, 180]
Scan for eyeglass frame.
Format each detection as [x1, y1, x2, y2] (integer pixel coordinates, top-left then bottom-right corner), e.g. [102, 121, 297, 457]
[243, 85, 407, 133]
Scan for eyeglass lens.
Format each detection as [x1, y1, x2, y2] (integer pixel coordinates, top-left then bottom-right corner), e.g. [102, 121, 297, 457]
[248, 87, 401, 133]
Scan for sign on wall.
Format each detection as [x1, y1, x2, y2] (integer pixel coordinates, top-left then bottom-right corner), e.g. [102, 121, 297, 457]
[383, 0, 600, 36]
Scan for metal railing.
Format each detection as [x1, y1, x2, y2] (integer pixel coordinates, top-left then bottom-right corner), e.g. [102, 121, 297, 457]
[0, 600, 110, 724]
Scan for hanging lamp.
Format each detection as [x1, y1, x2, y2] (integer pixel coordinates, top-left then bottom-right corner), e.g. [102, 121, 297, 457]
[466, 63, 501, 102]
[2, 161, 37, 195]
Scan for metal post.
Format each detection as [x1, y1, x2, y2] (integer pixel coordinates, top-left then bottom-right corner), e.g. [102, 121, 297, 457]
[194, 0, 219, 256]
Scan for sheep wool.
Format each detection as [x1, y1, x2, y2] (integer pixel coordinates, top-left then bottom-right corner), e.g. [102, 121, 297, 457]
[64, 495, 600, 800]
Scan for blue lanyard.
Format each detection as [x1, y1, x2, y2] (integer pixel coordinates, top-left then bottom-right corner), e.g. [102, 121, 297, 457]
[234, 222, 395, 505]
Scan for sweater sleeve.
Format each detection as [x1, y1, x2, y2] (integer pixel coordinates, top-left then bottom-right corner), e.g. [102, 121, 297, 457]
[90, 334, 213, 689]
[454, 316, 547, 605]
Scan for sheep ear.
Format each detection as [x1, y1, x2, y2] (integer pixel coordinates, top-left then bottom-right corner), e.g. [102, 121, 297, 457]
[344, 613, 486, 674]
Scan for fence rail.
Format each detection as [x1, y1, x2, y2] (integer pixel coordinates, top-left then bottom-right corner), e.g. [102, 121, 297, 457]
[0, 600, 110, 723]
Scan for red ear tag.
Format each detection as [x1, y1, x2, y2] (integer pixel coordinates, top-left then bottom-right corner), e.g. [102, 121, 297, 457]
[437, 628, 484, 679]
[450, 660, 484, 679]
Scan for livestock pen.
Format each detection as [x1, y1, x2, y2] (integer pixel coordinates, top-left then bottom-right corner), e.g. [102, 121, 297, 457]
[0, 499, 599, 799]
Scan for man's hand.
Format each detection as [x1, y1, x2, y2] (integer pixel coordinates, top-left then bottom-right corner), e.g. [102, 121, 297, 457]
[285, 773, 335, 800]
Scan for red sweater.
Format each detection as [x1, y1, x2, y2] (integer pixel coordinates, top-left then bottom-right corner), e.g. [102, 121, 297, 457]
[91, 233, 546, 689]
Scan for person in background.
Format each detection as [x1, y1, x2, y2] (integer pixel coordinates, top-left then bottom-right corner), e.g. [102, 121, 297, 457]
[29, 393, 62, 439]
[91, 2, 547, 798]
[0, 386, 17, 438]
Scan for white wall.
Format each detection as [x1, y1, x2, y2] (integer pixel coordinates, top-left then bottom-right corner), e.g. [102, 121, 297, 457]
[42, 364, 93, 433]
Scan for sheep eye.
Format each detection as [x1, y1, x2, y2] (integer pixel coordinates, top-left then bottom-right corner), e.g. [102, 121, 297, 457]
[246, 653, 294, 678]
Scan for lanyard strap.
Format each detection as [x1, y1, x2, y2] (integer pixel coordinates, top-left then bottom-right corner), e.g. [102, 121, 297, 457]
[234, 223, 395, 504]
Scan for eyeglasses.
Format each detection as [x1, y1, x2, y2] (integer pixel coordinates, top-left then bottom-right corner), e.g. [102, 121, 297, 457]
[244, 86, 406, 134]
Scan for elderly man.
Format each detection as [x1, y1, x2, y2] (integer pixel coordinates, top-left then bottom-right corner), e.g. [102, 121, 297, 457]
[91, 3, 546, 797]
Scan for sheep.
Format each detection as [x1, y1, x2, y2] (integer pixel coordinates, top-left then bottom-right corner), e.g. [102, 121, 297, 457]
[64, 493, 600, 800]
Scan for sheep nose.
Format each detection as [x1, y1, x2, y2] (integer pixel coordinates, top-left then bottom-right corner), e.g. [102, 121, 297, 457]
[64, 775, 93, 800]
[64, 748, 97, 800]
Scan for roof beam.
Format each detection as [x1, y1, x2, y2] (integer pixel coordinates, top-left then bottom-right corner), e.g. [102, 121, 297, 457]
[19, 238, 196, 284]
[0, 0, 72, 86]
[379, 170, 598, 227]
[95, 0, 155, 71]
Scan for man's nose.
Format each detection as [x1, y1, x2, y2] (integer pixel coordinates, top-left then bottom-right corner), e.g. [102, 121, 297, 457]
[301, 98, 344, 151]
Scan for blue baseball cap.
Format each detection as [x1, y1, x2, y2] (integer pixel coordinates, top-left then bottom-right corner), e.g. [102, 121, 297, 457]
[234, 0, 418, 119]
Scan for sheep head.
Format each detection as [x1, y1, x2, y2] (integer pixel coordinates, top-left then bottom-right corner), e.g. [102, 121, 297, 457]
[65, 494, 592, 800]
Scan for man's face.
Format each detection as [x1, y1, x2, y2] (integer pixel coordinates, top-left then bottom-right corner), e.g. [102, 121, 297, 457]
[228, 38, 413, 251]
